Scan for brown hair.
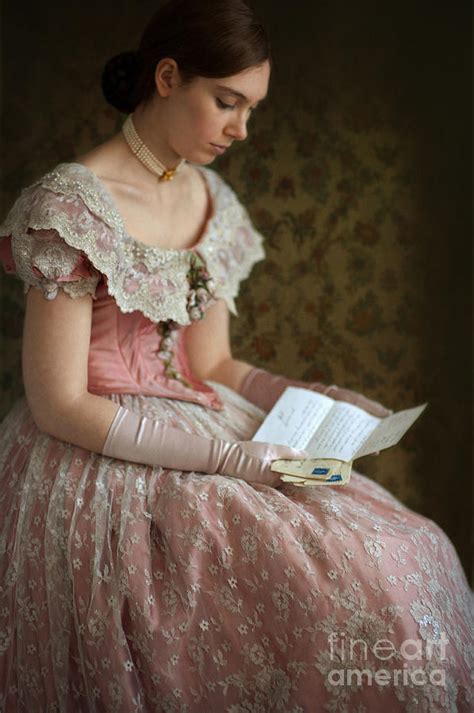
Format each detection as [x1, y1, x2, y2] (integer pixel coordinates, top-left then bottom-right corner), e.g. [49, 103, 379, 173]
[101, 0, 272, 114]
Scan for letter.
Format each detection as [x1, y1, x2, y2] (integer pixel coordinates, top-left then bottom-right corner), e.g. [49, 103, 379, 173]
[347, 669, 373, 686]
[410, 668, 427, 686]
[437, 632, 449, 661]
[393, 668, 402, 686]
[349, 638, 368, 663]
[327, 669, 345, 686]
[425, 638, 434, 660]
[429, 669, 446, 686]
[400, 638, 423, 661]
[373, 639, 396, 661]
[328, 632, 338, 660]
[403, 665, 410, 685]
[339, 631, 346, 662]
[425, 635, 448, 661]
[374, 669, 391, 686]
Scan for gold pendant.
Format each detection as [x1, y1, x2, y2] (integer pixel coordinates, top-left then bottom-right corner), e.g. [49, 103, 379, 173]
[159, 169, 176, 182]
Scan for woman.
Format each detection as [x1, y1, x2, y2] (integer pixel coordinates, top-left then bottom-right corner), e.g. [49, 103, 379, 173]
[0, 1, 472, 710]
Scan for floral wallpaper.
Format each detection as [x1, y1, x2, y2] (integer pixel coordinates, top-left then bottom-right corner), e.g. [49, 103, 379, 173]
[0, 2, 470, 581]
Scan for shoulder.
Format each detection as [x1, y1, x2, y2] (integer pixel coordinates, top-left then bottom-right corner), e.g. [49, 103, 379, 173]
[0, 165, 104, 301]
[0, 162, 117, 296]
[35, 162, 120, 230]
[0, 165, 118, 261]
[191, 165, 249, 222]
[1, 160, 114, 213]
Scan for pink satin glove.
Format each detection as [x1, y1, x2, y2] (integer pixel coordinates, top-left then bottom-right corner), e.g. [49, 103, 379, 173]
[237, 367, 327, 412]
[217, 440, 307, 487]
[102, 406, 306, 487]
[238, 367, 392, 418]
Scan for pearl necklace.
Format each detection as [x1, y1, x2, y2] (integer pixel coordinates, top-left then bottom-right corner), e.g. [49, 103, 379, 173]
[122, 114, 186, 182]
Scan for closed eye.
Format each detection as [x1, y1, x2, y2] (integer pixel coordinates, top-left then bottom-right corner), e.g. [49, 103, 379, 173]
[216, 98, 235, 110]
[216, 98, 256, 114]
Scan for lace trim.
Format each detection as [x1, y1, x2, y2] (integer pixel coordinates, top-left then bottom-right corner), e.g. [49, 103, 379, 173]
[0, 163, 265, 323]
[12, 228, 101, 300]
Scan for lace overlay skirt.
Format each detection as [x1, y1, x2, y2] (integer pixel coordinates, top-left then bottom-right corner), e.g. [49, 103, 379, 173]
[0, 382, 472, 712]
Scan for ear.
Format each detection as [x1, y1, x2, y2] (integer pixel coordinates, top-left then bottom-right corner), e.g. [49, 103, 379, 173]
[154, 58, 180, 98]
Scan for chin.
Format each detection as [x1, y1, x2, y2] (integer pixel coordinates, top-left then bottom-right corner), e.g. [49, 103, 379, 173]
[188, 153, 217, 167]
[184, 144, 224, 165]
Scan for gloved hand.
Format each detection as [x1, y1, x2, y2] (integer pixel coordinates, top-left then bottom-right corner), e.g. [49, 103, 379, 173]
[237, 366, 328, 412]
[102, 406, 307, 487]
[216, 440, 307, 487]
[238, 367, 392, 418]
[322, 384, 392, 418]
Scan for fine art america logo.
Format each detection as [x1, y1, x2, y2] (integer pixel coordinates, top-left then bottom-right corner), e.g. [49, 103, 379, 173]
[326, 631, 449, 687]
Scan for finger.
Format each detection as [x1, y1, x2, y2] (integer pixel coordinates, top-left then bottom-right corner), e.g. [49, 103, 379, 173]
[271, 447, 308, 460]
[366, 401, 392, 417]
[330, 388, 357, 405]
[287, 448, 309, 459]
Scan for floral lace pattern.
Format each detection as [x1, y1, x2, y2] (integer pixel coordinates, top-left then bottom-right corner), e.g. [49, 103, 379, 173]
[0, 384, 472, 712]
[0, 162, 265, 323]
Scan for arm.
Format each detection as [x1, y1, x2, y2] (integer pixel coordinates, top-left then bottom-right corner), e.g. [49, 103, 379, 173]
[184, 298, 327, 407]
[184, 297, 254, 391]
[25, 288, 255, 444]
[184, 298, 391, 417]
[22, 286, 121, 451]
[23, 287, 305, 484]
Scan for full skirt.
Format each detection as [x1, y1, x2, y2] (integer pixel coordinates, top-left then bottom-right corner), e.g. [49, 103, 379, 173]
[0, 382, 472, 713]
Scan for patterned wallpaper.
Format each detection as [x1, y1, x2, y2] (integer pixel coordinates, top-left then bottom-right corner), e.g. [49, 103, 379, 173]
[1, 2, 470, 581]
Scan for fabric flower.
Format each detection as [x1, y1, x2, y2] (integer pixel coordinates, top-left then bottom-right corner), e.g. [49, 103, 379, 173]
[185, 253, 216, 321]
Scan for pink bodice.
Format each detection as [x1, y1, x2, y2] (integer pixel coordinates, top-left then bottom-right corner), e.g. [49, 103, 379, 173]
[88, 278, 224, 409]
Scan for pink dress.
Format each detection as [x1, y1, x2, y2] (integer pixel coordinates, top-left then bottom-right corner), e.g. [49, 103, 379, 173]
[0, 162, 472, 713]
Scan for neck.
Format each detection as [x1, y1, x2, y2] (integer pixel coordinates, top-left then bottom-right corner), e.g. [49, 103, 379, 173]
[130, 102, 183, 170]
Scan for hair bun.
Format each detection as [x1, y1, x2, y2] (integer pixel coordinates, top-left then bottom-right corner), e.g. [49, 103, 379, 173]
[101, 50, 141, 114]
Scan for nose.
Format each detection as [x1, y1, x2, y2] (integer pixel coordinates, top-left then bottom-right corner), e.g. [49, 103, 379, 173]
[226, 112, 248, 142]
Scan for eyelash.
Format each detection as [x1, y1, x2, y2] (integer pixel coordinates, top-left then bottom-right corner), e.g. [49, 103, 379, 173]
[216, 98, 236, 110]
[216, 98, 255, 114]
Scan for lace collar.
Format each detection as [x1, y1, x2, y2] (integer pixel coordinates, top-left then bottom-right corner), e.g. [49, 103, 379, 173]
[59, 161, 216, 256]
[10, 161, 265, 324]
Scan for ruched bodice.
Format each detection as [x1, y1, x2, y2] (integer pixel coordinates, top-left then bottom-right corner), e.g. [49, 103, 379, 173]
[87, 278, 224, 409]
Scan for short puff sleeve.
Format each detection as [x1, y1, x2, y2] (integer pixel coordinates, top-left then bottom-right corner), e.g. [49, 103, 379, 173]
[0, 184, 102, 301]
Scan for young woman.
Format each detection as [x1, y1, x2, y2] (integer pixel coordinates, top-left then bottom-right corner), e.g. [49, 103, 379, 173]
[0, 1, 472, 710]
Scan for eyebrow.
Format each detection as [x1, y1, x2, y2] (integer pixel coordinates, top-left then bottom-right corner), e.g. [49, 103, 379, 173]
[215, 84, 267, 105]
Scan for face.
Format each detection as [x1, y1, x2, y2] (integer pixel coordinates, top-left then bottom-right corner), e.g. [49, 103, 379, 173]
[156, 59, 271, 163]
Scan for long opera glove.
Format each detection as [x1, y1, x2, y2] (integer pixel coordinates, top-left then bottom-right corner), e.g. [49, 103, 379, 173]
[238, 367, 392, 418]
[102, 406, 307, 487]
[237, 366, 330, 412]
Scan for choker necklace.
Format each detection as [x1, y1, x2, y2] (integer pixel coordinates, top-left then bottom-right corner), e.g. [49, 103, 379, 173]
[122, 114, 186, 182]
